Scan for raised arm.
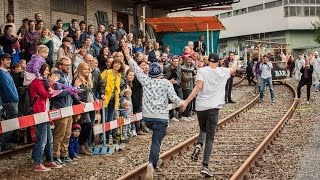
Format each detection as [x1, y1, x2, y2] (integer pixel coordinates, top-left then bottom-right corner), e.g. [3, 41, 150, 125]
[229, 55, 239, 75]
[122, 44, 150, 86]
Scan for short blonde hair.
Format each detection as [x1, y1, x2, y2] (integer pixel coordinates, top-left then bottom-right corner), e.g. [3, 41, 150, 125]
[121, 88, 132, 96]
[37, 44, 49, 54]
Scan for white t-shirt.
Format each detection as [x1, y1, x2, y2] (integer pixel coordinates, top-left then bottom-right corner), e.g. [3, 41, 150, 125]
[195, 66, 231, 111]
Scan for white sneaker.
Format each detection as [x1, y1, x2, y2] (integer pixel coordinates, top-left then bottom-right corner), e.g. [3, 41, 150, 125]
[187, 117, 195, 121]
[171, 117, 179, 122]
[181, 117, 190, 122]
[145, 163, 154, 180]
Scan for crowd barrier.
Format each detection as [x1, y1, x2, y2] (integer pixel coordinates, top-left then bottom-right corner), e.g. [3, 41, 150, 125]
[0, 100, 175, 134]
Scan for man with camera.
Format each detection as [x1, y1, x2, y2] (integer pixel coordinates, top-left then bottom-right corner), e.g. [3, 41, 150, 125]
[259, 55, 275, 103]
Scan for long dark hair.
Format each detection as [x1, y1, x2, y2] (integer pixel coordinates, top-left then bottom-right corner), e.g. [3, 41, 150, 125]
[40, 63, 49, 76]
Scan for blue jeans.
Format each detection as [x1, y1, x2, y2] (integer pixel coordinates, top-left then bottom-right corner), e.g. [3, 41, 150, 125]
[260, 77, 275, 100]
[32, 122, 53, 164]
[1, 102, 18, 150]
[145, 119, 168, 168]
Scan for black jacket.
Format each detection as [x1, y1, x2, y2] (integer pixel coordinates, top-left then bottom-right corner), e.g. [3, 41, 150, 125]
[300, 65, 313, 85]
[0, 34, 18, 55]
[91, 68, 105, 98]
[194, 41, 206, 55]
[131, 78, 143, 113]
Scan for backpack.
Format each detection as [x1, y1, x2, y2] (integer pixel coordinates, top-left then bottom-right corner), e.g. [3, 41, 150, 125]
[18, 85, 39, 116]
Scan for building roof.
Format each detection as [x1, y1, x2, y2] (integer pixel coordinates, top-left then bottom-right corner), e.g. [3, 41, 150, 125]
[146, 16, 225, 32]
[131, 0, 239, 12]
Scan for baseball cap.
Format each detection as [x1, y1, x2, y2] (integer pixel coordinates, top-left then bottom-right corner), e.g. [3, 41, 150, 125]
[208, 53, 219, 63]
[0, 53, 12, 60]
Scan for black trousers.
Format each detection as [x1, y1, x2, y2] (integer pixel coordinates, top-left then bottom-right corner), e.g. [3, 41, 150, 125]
[297, 81, 312, 101]
[225, 78, 233, 102]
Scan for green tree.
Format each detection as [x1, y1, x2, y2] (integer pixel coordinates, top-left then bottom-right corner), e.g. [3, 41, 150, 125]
[312, 19, 320, 44]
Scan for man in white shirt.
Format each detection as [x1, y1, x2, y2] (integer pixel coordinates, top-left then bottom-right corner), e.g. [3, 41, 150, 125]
[259, 55, 275, 103]
[52, 28, 63, 66]
[0, 13, 16, 35]
[181, 53, 238, 177]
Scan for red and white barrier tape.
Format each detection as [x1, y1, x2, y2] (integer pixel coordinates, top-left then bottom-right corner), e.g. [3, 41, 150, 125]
[0, 101, 102, 134]
[0, 102, 175, 134]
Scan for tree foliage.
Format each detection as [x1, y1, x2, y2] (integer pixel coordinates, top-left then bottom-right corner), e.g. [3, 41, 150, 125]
[311, 19, 320, 44]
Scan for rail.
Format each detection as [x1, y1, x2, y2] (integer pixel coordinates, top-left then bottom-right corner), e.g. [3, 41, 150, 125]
[118, 82, 296, 180]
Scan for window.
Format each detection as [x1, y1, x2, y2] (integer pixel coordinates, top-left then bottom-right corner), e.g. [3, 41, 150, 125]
[284, 7, 289, 16]
[317, 7, 320, 15]
[248, 4, 263, 12]
[284, 0, 289, 5]
[297, 6, 304, 16]
[317, 0, 320, 4]
[227, 12, 232, 17]
[234, 10, 239, 15]
[310, 0, 316, 3]
[265, 0, 282, 9]
[220, 12, 229, 18]
[304, 6, 310, 16]
[51, 0, 85, 15]
[310, 6, 316, 15]
[8, 0, 13, 14]
[289, 0, 296, 3]
[303, 0, 310, 3]
[242, 8, 247, 14]
[290, 6, 297, 16]
[296, 0, 303, 3]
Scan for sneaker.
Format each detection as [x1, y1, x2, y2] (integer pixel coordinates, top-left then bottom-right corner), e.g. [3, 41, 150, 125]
[46, 162, 63, 169]
[187, 117, 195, 121]
[259, 99, 263, 103]
[53, 158, 66, 166]
[191, 144, 202, 161]
[272, 99, 275, 103]
[145, 163, 154, 180]
[307, 101, 310, 104]
[34, 164, 51, 172]
[200, 166, 214, 177]
[181, 117, 190, 122]
[131, 130, 137, 137]
[62, 157, 77, 165]
[171, 117, 179, 122]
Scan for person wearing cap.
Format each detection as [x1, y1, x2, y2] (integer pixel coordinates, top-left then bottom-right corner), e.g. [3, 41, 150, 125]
[68, 123, 81, 160]
[0, 53, 19, 151]
[181, 53, 238, 177]
[122, 44, 184, 180]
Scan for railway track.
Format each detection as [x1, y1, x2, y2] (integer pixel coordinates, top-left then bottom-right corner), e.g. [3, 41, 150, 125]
[118, 83, 298, 180]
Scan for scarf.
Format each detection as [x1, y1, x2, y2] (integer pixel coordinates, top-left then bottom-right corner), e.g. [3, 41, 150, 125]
[39, 37, 50, 45]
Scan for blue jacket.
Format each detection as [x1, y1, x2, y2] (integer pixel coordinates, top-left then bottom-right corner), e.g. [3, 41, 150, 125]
[50, 70, 73, 109]
[0, 69, 19, 104]
[68, 135, 79, 158]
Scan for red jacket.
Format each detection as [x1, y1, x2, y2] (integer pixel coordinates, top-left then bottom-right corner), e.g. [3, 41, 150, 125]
[29, 79, 50, 113]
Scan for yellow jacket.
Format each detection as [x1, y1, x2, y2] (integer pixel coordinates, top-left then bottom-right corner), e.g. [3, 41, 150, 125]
[101, 69, 121, 109]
